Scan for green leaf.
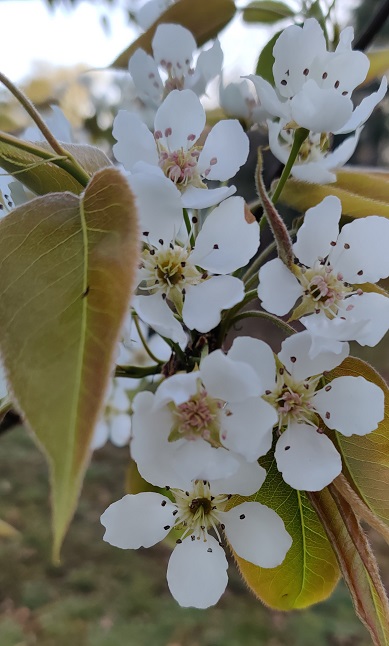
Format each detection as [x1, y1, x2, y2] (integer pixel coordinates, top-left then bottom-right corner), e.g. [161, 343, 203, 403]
[255, 31, 281, 82]
[0, 136, 112, 196]
[365, 49, 389, 85]
[309, 487, 389, 646]
[243, 1, 294, 24]
[232, 452, 340, 610]
[111, 0, 236, 69]
[0, 167, 139, 559]
[0, 519, 19, 538]
[281, 170, 389, 219]
[330, 357, 389, 529]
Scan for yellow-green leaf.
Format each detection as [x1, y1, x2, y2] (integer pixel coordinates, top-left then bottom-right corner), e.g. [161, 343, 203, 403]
[281, 170, 389, 218]
[365, 49, 389, 85]
[243, 1, 294, 23]
[111, 0, 236, 69]
[330, 357, 389, 528]
[0, 167, 139, 559]
[0, 136, 111, 196]
[310, 487, 389, 646]
[0, 519, 19, 538]
[232, 453, 339, 610]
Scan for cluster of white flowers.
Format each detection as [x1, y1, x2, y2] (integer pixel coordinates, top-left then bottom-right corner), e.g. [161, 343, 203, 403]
[100, 18, 388, 608]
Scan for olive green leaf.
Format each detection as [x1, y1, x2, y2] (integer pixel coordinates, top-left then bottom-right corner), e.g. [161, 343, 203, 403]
[0, 167, 139, 559]
[243, 1, 294, 24]
[111, 0, 236, 69]
[232, 452, 339, 610]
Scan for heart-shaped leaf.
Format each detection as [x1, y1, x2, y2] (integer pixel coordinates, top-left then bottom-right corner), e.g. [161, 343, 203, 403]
[0, 167, 139, 559]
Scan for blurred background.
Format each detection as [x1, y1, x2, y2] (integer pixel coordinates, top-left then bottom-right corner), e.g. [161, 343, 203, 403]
[0, 0, 388, 644]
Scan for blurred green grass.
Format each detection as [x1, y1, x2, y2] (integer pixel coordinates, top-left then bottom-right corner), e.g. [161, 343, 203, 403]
[0, 426, 383, 646]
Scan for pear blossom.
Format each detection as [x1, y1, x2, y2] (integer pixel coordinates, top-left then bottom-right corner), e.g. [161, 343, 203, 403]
[228, 333, 384, 491]
[131, 346, 277, 489]
[133, 193, 260, 337]
[101, 478, 292, 608]
[247, 18, 387, 136]
[135, 0, 174, 30]
[219, 75, 268, 125]
[258, 196, 389, 354]
[267, 119, 362, 183]
[129, 24, 223, 107]
[91, 379, 131, 450]
[113, 88, 249, 209]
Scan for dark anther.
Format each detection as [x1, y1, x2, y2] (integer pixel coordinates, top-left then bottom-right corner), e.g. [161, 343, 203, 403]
[239, 514, 245, 520]
[161, 500, 167, 507]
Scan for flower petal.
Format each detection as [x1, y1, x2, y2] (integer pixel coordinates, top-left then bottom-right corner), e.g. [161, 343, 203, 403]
[197, 120, 249, 181]
[167, 535, 228, 608]
[275, 423, 342, 491]
[221, 397, 276, 460]
[181, 184, 236, 209]
[340, 292, 389, 346]
[189, 39, 223, 95]
[183, 275, 244, 333]
[152, 23, 196, 77]
[153, 372, 200, 408]
[91, 420, 109, 451]
[222, 502, 292, 567]
[301, 311, 369, 356]
[201, 349, 262, 402]
[278, 330, 349, 381]
[330, 216, 389, 284]
[112, 111, 158, 170]
[210, 457, 266, 496]
[128, 49, 163, 105]
[258, 258, 303, 315]
[154, 89, 205, 151]
[110, 414, 132, 446]
[245, 74, 289, 120]
[189, 196, 259, 274]
[133, 295, 187, 349]
[101, 493, 175, 549]
[227, 336, 276, 391]
[128, 171, 183, 246]
[290, 80, 353, 133]
[313, 375, 384, 437]
[293, 196, 341, 267]
[335, 76, 387, 134]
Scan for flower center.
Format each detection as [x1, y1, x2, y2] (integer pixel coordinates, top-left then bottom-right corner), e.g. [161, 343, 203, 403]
[281, 128, 330, 162]
[296, 260, 355, 318]
[169, 388, 223, 446]
[172, 480, 229, 541]
[154, 129, 206, 190]
[264, 365, 319, 428]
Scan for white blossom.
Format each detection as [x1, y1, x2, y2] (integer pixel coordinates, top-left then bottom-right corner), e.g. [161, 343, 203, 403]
[257, 196, 389, 354]
[228, 333, 384, 490]
[135, 0, 175, 30]
[131, 346, 277, 489]
[91, 379, 131, 450]
[101, 478, 292, 608]
[129, 24, 223, 107]
[133, 193, 259, 337]
[113, 88, 249, 209]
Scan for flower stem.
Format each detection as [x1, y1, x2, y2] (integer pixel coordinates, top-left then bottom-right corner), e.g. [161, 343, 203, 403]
[228, 310, 296, 335]
[132, 313, 164, 365]
[271, 127, 309, 204]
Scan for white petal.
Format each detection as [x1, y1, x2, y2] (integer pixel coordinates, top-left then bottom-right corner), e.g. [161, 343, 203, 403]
[275, 423, 342, 490]
[197, 120, 249, 180]
[152, 24, 196, 76]
[320, 129, 362, 169]
[290, 81, 353, 133]
[330, 216, 389, 284]
[181, 184, 236, 209]
[278, 330, 349, 381]
[301, 311, 369, 355]
[128, 171, 182, 246]
[133, 295, 187, 349]
[219, 78, 252, 120]
[245, 74, 289, 120]
[201, 349, 262, 402]
[181, 186, 236, 209]
[221, 397, 276, 460]
[291, 163, 337, 184]
[267, 119, 291, 165]
[153, 371, 200, 408]
[101, 493, 175, 549]
[112, 111, 158, 170]
[167, 535, 228, 608]
[335, 77, 387, 134]
[190, 39, 223, 95]
[210, 457, 266, 496]
[313, 376, 384, 436]
[258, 258, 303, 315]
[175, 440, 240, 483]
[227, 336, 276, 391]
[222, 502, 292, 567]
[110, 414, 132, 446]
[293, 196, 341, 267]
[154, 89, 205, 151]
[273, 19, 327, 97]
[341, 292, 389, 346]
[91, 420, 109, 450]
[136, 0, 171, 30]
[128, 49, 163, 105]
[183, 275, 244, 333]
[189, 196, 259, 273]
